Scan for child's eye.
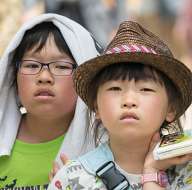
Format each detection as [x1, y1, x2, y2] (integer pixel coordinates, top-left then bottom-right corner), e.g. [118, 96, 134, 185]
[24, 64, 39, 68]
[55, 65, 71, 70]
[141, 88, 155, 92]
[108, 87, 121, 91]
[54, 62, 73, 70]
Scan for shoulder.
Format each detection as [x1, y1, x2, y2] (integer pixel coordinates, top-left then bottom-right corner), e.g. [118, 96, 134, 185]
[167, 161, 192, 190]
[48, 159, 106, 190]
[78, 143, 114, 175]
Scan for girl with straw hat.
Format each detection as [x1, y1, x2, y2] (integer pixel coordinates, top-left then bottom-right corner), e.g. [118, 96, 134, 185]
[48, 21, 192, 190]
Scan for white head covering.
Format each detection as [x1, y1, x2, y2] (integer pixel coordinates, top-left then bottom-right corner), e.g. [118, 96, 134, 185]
[0, 13, 101, 164]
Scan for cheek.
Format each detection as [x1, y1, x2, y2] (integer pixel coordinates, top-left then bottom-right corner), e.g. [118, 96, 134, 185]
[17, 75, 33, 104]
[97, 94, 119, 120]
[56, 79, 78, 108]
[143, 94, 168, 113]
[142, 96, 169, 129]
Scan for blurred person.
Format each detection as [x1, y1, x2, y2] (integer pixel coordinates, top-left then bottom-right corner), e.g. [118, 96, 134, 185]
[21, 0, 84, 27]
[21, 0, 129, 47]
[173, 0, 192, 71]
[0, 0, 22, 56]
[173, 0, 192, 130]
[21, 0, 44, 23]
[44, 0, 86, 27]
[80, 0, 129, 47]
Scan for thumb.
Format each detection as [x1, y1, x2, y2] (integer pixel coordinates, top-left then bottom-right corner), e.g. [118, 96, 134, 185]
[60, 153, 69, 165]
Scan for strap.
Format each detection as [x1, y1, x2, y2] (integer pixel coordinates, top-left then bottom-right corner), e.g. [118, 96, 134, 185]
[96, 161, 130, 190]
[78, 143, 114, 175]
[78, 143, 131, 190]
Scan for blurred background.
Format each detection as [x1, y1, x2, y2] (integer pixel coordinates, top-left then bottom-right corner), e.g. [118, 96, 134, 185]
[0, 0, 192, 71]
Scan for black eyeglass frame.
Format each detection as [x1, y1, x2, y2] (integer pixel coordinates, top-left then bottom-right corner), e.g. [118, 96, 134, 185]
[16, 60, 78, 76]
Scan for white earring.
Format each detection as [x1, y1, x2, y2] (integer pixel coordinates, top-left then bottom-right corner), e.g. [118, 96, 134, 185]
[20, 107, 27, 114]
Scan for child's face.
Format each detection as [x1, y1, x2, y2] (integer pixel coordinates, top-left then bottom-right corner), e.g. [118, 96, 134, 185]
[95, 79, 175, 141]
[17, 36, 77, 120]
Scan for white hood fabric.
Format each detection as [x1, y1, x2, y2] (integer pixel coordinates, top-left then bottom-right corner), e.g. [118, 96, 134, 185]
[0, 13, 101, 165]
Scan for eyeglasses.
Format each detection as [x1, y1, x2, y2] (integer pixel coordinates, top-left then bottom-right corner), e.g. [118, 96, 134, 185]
[18, 60, 77, 76]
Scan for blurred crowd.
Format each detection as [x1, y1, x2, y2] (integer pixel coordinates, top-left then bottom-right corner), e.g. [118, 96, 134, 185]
[0, 0, 191, 129]
[0, 0, 192, 68]
[0, 0, 192, 70]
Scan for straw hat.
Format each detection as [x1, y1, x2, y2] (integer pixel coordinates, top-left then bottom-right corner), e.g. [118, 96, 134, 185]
[73, 21, 192, 118]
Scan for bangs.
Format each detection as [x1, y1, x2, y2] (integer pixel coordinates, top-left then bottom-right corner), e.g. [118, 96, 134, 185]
[24, 24, 68, 54]
[94, 63, 164, 85]
[13, 22, 73, 62]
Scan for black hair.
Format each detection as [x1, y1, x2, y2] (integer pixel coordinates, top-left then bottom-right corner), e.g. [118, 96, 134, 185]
[86, 63, 182, 145]
[13, 21, 74, 63]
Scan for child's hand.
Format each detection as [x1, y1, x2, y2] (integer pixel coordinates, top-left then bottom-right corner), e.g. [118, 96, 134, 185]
[49, 153, 69, 181]
[143, 132, 192, 173]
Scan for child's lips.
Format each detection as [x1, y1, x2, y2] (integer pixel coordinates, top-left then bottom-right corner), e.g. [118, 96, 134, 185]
[120, 112, 139, 121]
[36, 92, 53, 96]
[34, 89, 55, 97]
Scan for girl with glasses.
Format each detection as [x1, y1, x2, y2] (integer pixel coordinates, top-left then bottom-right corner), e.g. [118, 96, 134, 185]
[0, 13, 101, 189]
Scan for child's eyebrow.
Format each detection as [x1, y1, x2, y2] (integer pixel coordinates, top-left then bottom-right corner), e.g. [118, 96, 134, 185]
[23, 52, 72, 60]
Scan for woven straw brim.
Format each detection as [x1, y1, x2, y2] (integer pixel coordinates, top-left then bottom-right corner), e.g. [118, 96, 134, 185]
[73, 52, 192, 118]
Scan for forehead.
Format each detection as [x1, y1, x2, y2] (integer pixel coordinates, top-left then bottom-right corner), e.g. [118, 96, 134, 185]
[23, 37, 73, 61]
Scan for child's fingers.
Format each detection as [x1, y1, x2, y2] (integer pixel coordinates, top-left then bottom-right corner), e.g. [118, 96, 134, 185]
[60, 153, 69, 165]
[48, 154, 69, 182]
[53, 161, 60, 173]
[48, 170, 54, 181]
[170, 153, 192, 165]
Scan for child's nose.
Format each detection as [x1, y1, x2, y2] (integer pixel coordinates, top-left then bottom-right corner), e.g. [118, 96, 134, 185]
[36, 68, 54, 85]
[121, 90, 138, 108]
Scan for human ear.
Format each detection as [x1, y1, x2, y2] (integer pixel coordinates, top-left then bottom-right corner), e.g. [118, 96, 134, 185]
[94, 102, 100, 119]
[165, 106, 176, 122]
